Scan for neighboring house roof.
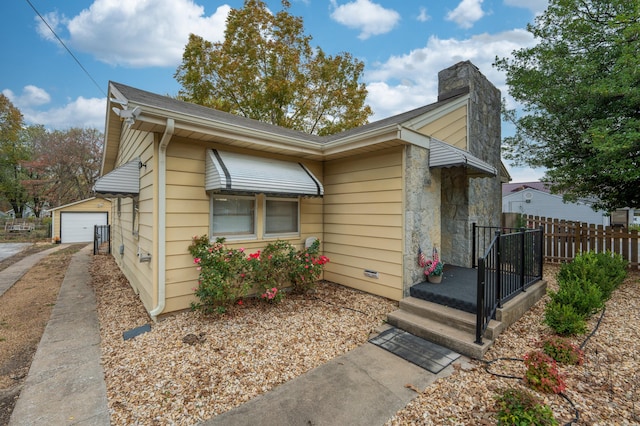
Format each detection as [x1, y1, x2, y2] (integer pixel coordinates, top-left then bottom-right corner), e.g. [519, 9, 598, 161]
[47, 197, 111, 212]
[502, 181, 551, 196]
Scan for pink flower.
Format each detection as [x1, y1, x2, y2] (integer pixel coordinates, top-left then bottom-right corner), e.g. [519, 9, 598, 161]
[239, 247, 245, 252]
[196, 267, 201, 271]
[194, 257, 201, 264]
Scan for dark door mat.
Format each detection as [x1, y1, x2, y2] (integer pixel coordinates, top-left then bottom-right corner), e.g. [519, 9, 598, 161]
[369, 327, 460, 374]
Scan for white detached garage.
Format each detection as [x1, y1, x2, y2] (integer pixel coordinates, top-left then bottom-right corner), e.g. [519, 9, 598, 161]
[48, 198, 112, 243]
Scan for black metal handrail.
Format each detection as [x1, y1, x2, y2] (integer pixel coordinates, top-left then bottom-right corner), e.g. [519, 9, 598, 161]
[474, 225, 544, 344]
[94, 225, 111, 255]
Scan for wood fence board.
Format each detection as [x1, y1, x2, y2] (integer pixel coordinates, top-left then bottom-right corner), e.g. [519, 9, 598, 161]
[523, 215, 639, 268]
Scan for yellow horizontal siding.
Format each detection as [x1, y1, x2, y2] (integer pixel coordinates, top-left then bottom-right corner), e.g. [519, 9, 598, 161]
[324, 270, 402, 300]
[324, 223, 401, 239]
[322, 147, 403, 301]
[323, 191, 401, 205]
[418, 105, 467, 150]
[324, 213, 402, 227]
[324, 203, 401, 215]
[324, 233, 402, 252]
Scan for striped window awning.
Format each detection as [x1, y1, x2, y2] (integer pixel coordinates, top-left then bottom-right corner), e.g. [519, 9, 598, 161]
[93, 158, 140, 197]
[205, 150, 323, 197]
[429, 139, 497, 178]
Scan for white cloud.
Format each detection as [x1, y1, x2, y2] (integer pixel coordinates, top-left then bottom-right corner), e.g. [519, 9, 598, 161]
[2, 86, 51, 108]
[445, 0, 485, 29]
[504, 0, 548, 15]
[364, 29, 536, 120]
[330, 0, 400, 40]
[42, 0, 231, 68]
[27, 98, 105, 130]
[505, 164, 546, 183]
[417, 7, 430, 23]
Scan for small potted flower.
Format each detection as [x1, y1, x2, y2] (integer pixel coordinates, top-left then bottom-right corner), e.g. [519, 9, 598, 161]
[421, 247, 444, 283]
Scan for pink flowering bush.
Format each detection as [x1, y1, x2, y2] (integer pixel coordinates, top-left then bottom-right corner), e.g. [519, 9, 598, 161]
[189, 236, 330, 313]
[188, 236, 252, 314]
[261, 287, 284, 303]
[289, 238, 330, 294]
[523, 351, 566, 394]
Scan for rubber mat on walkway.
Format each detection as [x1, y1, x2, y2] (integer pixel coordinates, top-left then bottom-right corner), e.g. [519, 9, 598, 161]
[369, 327, 460, 374]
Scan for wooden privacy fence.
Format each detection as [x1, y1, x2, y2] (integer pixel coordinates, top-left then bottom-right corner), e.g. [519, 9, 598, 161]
[522, 215, 639, 268]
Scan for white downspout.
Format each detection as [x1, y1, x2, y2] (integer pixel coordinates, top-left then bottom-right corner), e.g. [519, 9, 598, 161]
[150, 118, 174, 320]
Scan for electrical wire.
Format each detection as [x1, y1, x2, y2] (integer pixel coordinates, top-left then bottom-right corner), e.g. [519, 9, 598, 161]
[24, 0, 107, 97]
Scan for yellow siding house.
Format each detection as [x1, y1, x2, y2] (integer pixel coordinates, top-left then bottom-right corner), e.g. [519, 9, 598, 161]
[95, 61, 507, 319]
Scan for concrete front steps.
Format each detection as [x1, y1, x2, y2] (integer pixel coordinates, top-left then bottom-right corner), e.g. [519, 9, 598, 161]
[387, 280, 547, 360]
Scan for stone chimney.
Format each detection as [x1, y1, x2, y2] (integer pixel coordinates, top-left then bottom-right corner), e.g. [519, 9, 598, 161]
[438, 61, 503, 266]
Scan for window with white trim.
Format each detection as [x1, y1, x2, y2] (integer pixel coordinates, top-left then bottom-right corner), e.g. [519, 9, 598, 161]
[210, 195, 256, 238]
[264, 197, 299, 236]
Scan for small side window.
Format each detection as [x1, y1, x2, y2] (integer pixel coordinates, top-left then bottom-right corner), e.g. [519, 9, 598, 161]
[264, 198, 299, 236]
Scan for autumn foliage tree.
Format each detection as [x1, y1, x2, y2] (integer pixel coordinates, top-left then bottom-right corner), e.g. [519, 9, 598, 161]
[0, 95, 103, 217]
[496, 0, 640, 211]
[175, 0, 372, 136]
[0, 94, 29, 218]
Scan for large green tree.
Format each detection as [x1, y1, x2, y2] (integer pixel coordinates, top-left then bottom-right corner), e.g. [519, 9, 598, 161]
[496, 0, 639, 211]
[175, 0, 372, 136]
[0, 94, 29, 218]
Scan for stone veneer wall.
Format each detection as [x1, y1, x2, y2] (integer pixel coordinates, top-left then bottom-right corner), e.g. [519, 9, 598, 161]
[438, 61, 502, 267]
[403, 144, 440, 296]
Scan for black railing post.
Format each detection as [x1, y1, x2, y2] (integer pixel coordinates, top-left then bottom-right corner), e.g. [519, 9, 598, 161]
[495, 230, 502, 308]
[520, 227, 526, 292]
[472, 223, 477, 268]
[475, 257, 485, 345]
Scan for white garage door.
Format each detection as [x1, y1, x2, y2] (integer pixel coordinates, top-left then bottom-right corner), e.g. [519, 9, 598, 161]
[61, 212, 108, 243]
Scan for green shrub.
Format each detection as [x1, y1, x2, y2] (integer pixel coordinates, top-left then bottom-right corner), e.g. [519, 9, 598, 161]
[544, 301, 587, 336]
[558, 251, 627, 300]
[549, 277, 603, 317]
[541, 336, 584, 365]
[495, 387, 558, 426]
[592, 251, 627, 298]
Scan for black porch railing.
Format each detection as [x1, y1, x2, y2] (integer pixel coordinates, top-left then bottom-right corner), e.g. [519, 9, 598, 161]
[94, 225, 111, 255]
[474, 225, 544, 344]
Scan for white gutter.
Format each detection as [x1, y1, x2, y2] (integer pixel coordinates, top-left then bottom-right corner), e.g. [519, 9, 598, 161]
[150, 118, 174, 320]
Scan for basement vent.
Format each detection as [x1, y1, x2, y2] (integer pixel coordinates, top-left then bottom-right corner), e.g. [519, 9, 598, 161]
[364, 269, 379, 279]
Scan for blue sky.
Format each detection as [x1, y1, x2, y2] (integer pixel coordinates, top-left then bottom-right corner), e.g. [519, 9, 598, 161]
[2, 0, 548, 182]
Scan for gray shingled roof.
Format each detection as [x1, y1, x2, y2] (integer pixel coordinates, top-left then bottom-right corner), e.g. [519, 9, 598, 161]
[110, 81, 470, 143]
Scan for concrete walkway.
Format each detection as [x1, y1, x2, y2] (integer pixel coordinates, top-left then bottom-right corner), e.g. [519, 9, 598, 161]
[205, 339, 459, 426]
[8, 244, 110, 426]
[0, 242, 32, 261]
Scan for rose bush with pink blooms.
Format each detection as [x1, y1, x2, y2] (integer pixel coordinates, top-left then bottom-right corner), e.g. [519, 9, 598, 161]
[188, 236, 329, 313]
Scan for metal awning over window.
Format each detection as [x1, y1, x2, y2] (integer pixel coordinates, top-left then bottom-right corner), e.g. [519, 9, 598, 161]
[206, 150, 323, 197]
[93, 158, 140, 197]
[429, 139, 497, 178]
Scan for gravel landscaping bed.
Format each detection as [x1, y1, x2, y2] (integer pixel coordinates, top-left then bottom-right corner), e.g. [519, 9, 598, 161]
[90, 255, 397, 425]
[91, 255, 640, 425]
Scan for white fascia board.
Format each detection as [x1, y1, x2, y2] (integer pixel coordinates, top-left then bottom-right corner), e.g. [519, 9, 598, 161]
[131, 104, 323, 154]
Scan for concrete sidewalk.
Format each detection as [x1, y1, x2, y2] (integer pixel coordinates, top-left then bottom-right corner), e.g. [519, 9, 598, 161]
[0, 244, 66, 298]
[8, 244, 110, 426]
